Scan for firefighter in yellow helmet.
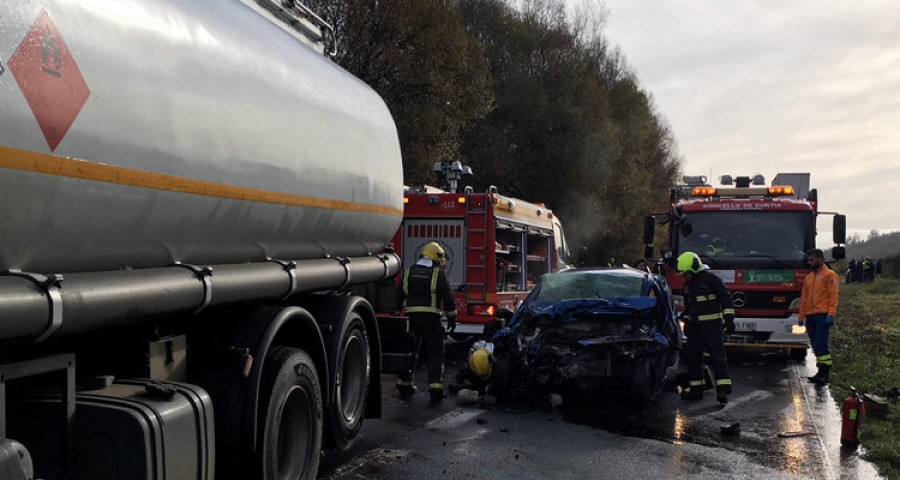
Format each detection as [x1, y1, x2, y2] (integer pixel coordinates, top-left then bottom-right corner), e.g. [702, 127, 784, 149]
[676, 252, 735, 403]
[397, 241, 458, 402]
[452, 340, 496, 397]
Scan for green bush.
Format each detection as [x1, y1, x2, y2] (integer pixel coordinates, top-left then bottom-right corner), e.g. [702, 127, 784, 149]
[832, 280, 900, 479]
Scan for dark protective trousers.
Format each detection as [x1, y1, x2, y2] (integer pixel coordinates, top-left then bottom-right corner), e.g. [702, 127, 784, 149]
[805, 313, 833, 367]
[685, 321, 731, 391]
[398, 312, 445, 390]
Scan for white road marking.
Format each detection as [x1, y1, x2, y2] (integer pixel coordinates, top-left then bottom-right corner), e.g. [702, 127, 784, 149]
[686, 390, 774, 418]
[424, 407, 483, 430]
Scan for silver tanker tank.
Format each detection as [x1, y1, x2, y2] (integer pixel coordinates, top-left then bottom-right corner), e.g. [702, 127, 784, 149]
[0, 0, 403, 275]
[0, 5, 407, 475]
[0, 0, 404, 343]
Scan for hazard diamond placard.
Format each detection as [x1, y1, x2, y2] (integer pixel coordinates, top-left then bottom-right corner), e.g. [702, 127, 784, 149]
[8, 8, 90, 152]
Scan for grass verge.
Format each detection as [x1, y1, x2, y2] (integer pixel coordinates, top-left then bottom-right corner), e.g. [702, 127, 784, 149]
[831, 279, 900, 479]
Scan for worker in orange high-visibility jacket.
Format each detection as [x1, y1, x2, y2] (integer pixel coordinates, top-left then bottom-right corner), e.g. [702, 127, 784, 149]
[798, 249, 840, 386]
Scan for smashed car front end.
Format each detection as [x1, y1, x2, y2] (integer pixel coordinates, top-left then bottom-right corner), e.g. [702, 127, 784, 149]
[497, 297, 671, 396]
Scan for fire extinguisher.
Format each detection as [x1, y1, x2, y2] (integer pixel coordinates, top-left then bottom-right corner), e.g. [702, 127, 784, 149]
[841, 386, 866, 447]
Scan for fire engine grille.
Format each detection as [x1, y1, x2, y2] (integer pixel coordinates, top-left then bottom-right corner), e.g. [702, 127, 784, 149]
[732, 291, 799, 315]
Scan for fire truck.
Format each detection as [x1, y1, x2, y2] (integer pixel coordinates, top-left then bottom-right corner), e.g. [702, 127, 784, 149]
[642, 173, 846, 358]
[394, 163, 573, 334]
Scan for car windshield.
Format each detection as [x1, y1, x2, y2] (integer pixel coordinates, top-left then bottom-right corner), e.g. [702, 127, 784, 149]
[533, 272, 644, 302]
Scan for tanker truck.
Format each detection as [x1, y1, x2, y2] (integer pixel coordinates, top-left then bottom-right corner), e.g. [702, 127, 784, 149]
[0, 1, 404, 479]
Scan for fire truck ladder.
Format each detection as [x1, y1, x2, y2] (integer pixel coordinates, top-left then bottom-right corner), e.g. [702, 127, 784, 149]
[465, 201, 489, 304]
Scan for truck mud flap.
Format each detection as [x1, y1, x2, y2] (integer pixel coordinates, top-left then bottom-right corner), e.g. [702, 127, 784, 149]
[8, 379, 214, 480]
[378, 316, 416, 375]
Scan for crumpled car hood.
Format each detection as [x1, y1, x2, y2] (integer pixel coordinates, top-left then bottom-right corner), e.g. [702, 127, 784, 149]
[500, 296, 669, 349]
[513, 297, 658, 323]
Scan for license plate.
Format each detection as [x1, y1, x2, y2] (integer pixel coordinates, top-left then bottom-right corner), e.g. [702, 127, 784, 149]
[735, 321, 757, 332]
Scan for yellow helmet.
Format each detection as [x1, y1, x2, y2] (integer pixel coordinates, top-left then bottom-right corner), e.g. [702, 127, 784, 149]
[421, 241, 446, 266]
[676, 251, 702, 274]
[468, 348, 494, 379]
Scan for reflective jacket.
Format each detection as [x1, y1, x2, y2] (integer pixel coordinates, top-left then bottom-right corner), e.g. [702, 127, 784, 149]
[799, 265, 839, 322]
[683, 270, 735, 323]
[398, 261, 457, 317]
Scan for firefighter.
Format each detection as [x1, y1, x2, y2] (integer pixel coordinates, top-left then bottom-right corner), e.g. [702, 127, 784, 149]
[396, 241, 458, 402]
[452, 340, 496, 396]
[799, 249, 839, 386]
[677, 252, 736, 403]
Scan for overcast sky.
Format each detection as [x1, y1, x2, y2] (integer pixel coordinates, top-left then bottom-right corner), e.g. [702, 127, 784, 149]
[591, 0, 900, 241]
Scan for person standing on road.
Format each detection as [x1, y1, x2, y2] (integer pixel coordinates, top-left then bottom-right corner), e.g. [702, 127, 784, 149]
[799, 249, 840, 386]
[676, 252, 736, 404]
[397, 241, 458, 402]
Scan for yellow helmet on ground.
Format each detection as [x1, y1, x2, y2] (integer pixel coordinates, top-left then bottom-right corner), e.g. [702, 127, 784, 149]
[676, 251, 702, 274]
[468, 348, 494, 379]
[421, 241, 446, 266]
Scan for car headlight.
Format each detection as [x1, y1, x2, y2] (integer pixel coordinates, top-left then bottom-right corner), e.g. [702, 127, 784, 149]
[673, 294, 685, 311]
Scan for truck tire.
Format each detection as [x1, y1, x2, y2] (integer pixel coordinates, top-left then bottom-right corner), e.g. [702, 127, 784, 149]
[325, 313, 370, 451]
[258, 347, 322, 480]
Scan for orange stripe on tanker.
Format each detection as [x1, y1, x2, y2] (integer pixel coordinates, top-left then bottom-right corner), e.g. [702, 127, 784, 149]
[0, 145, 402, 216]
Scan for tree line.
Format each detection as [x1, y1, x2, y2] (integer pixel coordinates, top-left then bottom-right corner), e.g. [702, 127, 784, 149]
[308, 0, 681, 264]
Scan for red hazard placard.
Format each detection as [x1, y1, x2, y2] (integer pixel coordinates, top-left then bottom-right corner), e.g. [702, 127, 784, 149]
[9, 8, 90, 152]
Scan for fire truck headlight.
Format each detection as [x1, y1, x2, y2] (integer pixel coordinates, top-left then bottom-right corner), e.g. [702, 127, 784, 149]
[792, 325, 806, 335]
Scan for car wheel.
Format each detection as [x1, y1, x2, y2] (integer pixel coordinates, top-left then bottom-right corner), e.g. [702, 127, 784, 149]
[258, 347, 322, 480]
[628, 359, 655, 408]
[490, 354, 515, 401]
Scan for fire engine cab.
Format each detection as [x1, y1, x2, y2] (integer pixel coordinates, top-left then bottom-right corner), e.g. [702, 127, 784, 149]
[394, 163, 573, 334]
[643, 173, 846, 358]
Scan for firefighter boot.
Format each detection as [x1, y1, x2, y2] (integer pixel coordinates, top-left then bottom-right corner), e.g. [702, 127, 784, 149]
[397, 381, 416, 399]
[716, 385, 732, 404]
[811, 364, 831, 386]
[807, 363, 824, 383]
[429, 388, 444, 403]
[681, 387, 703, 401]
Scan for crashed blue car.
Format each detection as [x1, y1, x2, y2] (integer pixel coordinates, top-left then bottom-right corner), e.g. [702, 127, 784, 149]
[491, 267, 682, 406]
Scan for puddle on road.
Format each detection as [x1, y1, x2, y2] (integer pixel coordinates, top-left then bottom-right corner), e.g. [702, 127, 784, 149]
[559, 395, 834, 477]
[320, 449, 410, 480]
[447, 350, 881, 478]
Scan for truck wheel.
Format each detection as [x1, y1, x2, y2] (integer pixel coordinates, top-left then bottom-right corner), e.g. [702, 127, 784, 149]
[258, 347, 322, 480]
[325, 313, 370, 451]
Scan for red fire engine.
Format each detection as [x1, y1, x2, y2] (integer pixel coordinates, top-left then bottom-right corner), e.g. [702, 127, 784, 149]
[643, 173, 846, 358]
[394, 177, 572, 335]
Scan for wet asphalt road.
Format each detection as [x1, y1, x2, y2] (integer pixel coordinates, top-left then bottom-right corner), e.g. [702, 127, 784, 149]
[319, 346, 883, 479]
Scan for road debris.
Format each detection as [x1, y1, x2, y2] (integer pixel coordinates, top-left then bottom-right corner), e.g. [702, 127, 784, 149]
[777, 430, 816, 438]
[720, 422, 740, 437]
[862, 393, 889, 418]
[457, 389, 480, 404]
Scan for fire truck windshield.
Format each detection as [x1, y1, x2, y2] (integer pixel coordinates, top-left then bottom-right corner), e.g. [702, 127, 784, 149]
[677, 210, 810, 269]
